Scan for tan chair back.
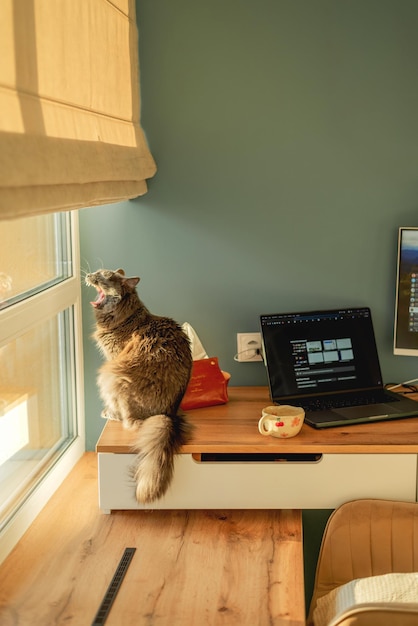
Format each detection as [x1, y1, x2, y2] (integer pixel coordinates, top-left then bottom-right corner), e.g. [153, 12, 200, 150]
[308, 499, 418, 625]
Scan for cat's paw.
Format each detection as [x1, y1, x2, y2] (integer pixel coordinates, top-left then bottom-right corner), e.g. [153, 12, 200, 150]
[122, 417, 139, 431]
[101, 409, 121, 421]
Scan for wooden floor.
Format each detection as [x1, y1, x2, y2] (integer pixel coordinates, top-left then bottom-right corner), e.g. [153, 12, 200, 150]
[0, 453, 305, 626]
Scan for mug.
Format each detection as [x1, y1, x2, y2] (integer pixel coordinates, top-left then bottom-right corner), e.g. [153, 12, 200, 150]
[258, 405, 305, 438]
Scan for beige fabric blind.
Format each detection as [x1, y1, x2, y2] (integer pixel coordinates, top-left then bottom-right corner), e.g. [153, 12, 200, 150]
[0, 0, 157, 220]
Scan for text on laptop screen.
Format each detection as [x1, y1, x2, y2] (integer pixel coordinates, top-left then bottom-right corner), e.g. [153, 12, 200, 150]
[260, 308, 383, 399]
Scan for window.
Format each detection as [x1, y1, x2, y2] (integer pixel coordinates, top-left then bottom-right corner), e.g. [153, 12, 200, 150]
[0, 212, 84, 564]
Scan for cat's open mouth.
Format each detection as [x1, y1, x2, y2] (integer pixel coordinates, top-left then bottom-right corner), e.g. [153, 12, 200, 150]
[91, 288, 106, 308]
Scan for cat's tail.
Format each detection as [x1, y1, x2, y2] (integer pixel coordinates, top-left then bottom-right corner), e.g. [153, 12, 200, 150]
[131, 413, 193, 504]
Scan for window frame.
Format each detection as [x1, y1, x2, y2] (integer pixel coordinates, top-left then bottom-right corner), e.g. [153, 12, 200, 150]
[0, 211, 85, 565]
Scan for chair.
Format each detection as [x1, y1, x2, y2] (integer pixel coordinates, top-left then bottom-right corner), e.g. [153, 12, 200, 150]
[307, 499, 418, 626]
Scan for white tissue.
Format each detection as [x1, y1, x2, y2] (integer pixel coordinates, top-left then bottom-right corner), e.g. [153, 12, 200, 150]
[182, 322, 209, 360]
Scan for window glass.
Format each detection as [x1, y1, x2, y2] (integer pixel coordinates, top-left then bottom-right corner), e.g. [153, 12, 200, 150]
[0, 213, 71, 307]
[0, 309, 76, 529]
[0, 213, 78, 536]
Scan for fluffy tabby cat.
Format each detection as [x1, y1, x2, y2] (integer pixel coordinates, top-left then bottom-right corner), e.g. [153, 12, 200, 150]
[86, 268, 193, 504]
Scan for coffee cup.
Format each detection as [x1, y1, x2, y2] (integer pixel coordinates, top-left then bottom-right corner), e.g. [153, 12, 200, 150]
[258, 405, 305, 438]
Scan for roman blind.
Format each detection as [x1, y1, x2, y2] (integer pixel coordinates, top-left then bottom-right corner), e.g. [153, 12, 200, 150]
[0, 0, 157, 220]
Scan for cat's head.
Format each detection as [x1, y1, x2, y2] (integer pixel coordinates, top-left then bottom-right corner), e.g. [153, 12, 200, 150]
[85, 268, 140, 311]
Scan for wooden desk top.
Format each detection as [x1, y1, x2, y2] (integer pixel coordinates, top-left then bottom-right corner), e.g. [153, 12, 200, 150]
[96, 386, 418, 455]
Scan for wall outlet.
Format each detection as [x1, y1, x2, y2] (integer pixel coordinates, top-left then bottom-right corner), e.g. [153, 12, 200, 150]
[236, 332, 263, 362]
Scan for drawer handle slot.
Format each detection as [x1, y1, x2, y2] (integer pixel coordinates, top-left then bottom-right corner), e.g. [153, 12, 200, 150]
[192, 453, 322, 463]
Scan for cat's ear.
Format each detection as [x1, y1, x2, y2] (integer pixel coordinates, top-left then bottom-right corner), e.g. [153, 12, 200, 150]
[115, 268, 125, 276]
[124, 276, 140, 289]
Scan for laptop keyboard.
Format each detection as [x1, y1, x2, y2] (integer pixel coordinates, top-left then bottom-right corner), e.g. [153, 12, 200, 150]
[300, 390, 400, 412]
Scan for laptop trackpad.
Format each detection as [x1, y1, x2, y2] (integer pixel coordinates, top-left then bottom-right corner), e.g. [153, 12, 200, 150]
[334, 403, 399, 419]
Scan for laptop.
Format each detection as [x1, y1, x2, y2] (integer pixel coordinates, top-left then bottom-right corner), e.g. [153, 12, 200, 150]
[260, 307, 418, 428]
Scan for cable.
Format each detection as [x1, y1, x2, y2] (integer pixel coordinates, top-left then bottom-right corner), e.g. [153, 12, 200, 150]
[386, 378, 418, 392]
[233, 348, 263, 362]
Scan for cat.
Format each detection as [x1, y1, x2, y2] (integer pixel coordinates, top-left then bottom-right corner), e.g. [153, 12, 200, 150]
[85, 268, 193, 504]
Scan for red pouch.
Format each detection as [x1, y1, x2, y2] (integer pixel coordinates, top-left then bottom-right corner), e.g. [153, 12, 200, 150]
[180, 357, 230, 410]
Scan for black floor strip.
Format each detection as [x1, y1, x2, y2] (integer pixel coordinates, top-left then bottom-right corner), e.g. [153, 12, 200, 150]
[91, 547, 136, 625]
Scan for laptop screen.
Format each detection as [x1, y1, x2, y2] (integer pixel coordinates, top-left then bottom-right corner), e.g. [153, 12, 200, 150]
[260, 307, 383, 400]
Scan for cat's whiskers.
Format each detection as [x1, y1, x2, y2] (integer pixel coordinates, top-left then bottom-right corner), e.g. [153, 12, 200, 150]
[80, 261, 92, 283]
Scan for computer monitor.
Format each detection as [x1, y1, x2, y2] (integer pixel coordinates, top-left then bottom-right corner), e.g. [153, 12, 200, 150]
[394, 227, 418, 356]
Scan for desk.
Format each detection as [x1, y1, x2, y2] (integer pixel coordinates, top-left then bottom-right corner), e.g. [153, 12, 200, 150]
[96, 387, 418, 512]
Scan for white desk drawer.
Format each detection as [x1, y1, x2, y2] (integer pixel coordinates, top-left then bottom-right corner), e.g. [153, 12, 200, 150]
[98, 453, 417, 513]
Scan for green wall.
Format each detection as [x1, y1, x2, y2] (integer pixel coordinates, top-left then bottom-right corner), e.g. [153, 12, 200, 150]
[79, 1, 418, 609]
[80, 0, 418, 449]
